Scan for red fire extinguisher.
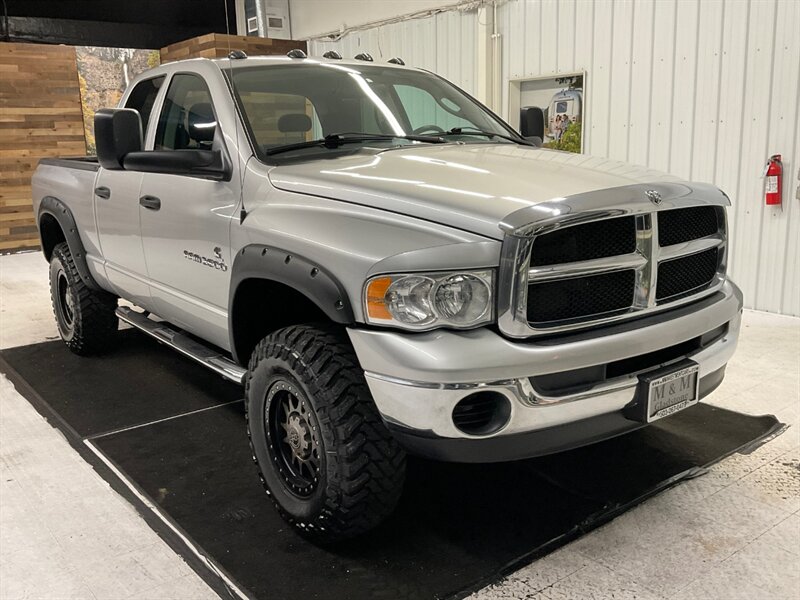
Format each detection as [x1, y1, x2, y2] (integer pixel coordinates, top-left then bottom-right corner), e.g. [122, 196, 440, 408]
[764, 154, 783, 206]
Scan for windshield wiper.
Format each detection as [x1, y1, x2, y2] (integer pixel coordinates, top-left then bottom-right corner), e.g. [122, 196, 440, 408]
[441, 127, 534, 146]
[265, 132, 445, 156]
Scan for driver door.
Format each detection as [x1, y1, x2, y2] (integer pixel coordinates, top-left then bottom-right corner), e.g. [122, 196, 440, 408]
[94, 75, 164, 307]
[138, 73, 239, 349]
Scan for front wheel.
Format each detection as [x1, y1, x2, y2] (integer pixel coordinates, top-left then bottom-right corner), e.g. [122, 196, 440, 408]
[49, 242, 118, 355]
[246, 325, 406, 542]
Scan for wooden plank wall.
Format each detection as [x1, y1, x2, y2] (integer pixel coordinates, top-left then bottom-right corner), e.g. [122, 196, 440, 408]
[160, 33, 305, 63]
[0, 42, 86, 253]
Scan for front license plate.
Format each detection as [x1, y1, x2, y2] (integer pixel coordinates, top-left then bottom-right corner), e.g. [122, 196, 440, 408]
[644, 363, 700, 422]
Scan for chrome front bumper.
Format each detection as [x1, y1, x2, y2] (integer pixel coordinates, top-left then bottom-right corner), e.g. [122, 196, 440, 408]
[348, 280, 743, 458]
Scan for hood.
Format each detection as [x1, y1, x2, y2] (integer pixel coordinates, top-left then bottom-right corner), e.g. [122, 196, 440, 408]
[268, 144, 683, 240]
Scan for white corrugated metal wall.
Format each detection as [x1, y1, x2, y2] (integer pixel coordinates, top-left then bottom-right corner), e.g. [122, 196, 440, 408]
[309, 0, 800, 316]
[309, 8, 480, 96]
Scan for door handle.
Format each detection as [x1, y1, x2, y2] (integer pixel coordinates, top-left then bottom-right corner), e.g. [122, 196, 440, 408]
[139, 195, 161, 211]
[94, 186, 111, 199]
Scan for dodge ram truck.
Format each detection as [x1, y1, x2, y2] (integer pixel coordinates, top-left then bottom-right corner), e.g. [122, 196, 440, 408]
[31, 51, 742, 541]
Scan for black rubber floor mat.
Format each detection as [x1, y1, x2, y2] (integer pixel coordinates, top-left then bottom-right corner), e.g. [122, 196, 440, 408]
[0, 333, 781, 600]
[1, 330, 240, 437]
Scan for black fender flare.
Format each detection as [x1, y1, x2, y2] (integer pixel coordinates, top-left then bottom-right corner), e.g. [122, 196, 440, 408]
[38, 196, 102, 291]
[228, 244, 355, 361]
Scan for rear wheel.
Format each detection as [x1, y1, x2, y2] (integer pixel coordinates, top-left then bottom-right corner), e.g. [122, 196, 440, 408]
[49, 242, 118, 355]
[246, 324, 406, 542]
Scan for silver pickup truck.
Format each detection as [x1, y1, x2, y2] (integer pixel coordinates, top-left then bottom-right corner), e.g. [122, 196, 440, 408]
[32, 51, 742, 542]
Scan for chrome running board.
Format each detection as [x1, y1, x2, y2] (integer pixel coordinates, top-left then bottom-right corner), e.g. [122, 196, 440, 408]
[116, 306, 246, 385]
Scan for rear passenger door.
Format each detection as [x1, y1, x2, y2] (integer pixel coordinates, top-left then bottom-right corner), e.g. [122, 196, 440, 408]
[137, 73, 239, 350]
[95, 75, 164, 307]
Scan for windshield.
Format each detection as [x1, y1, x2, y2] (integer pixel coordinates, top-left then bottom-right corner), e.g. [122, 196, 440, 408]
[227, 62, 520, 161]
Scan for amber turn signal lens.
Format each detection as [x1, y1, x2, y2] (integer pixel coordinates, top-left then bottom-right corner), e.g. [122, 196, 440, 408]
[366, 276, 393, 320]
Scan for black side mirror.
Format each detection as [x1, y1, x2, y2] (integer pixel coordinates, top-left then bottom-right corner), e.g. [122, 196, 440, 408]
[520, 106, 545, 141]
[186, 102, 217, 145]
[122, 149, 230, 181]
[95, 108, 142, 169]
[278, 113, 312, 133]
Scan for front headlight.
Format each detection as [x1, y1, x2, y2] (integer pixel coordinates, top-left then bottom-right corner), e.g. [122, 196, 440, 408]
[364, 270, 493, 330]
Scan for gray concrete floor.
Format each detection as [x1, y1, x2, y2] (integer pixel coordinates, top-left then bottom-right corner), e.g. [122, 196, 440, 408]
[1, 251, 798, 599]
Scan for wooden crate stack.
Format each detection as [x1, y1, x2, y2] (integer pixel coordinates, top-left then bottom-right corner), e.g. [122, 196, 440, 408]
[160, 33, 306, 63]
[0, 42, 86, 253]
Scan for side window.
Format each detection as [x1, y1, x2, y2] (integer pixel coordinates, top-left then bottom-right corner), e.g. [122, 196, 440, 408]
[125, 76, 165, 137]
[237, 91, 319, 149]
[154, 74, 217, 151]
[394, 84, 472, 132]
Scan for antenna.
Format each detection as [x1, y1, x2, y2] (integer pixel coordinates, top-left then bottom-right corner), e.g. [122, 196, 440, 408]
[223, 0, 248, 223]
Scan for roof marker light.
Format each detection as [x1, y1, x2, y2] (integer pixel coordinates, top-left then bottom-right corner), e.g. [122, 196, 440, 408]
[354, 53, 374, 62]
[227, 50, 247, 59]
[287, 49, 307, 59]
[388, 57, 405, 65]
[323, 50, 342, 60]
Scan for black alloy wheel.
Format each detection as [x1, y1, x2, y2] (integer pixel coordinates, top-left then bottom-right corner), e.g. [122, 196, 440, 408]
[266, 379, 322, 498]
[48, 242, 118, 355]
[54, 268, 76, 332]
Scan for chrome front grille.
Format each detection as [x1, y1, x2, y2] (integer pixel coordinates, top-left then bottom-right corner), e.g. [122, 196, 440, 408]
[497, 182, 730, 338]
[525, 208, 725, 326]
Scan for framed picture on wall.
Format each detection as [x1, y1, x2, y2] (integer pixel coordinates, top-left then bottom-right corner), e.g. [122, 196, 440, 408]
[508, 72, 586, 154]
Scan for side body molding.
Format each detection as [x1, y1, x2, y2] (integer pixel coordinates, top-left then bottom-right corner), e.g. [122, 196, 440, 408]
[228, 244, 355, 360]
[38, 196, 101, 291]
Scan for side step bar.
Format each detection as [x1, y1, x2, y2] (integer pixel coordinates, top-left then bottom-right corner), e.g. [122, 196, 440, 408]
[116, 306, 246, 385]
